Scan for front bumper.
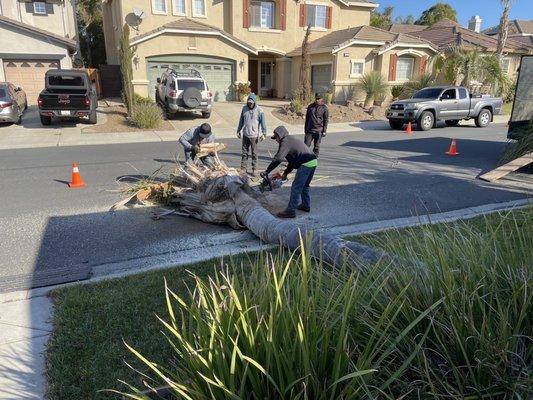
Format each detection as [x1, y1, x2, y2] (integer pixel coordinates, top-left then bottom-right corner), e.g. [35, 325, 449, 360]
[0, 106, 18, 123]
[386, 109, 421, 122]
[39, 109, 91, 118]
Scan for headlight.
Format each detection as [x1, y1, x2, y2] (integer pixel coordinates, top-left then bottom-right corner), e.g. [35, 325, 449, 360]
[404, 103, 419, 110]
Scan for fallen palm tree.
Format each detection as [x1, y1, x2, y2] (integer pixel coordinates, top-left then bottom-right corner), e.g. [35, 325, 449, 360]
[112, 151, 389, 267]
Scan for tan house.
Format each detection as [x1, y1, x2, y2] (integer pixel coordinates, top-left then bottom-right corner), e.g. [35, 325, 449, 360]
[0, 0, 79, 103]
[483, 19, 533, 49]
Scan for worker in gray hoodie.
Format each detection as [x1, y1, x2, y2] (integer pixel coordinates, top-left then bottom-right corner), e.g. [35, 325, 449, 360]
[236, 93, 267, 176]
[179, 123, 215, 167]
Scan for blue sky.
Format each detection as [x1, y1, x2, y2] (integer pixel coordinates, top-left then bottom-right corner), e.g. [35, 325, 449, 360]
[375, 0, 533, 30]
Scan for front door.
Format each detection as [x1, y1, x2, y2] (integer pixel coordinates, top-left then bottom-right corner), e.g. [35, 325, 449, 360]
[249, 60, 258, 95]
[260, 61, 273, 96]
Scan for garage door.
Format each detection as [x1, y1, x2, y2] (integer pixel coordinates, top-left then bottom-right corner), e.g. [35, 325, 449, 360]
[147, 55, 235, 102]
[311, 64, 332, 96]
[3, 59, 60, 105]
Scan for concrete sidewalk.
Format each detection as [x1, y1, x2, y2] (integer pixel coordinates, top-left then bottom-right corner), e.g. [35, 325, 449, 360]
[0, 199, 529, 399]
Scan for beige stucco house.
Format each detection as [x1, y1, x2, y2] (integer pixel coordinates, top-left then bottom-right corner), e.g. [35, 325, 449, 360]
[0, 0, 78, 103]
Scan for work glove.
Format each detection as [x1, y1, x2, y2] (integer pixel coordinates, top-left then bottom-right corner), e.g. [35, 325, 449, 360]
[322, 132, 327, 138]
[193, 145, 201, 153]
[260, 133, 266, 141]
[237, 131, 242, 139]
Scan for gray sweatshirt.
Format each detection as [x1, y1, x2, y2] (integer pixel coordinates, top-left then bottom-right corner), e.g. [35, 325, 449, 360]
[237, 93, 267, 139]
[179, 126, 214, 151]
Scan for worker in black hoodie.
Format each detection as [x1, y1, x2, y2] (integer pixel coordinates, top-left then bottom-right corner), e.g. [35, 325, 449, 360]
[304, 94, 329, 157]
[262, 126, 317, 218]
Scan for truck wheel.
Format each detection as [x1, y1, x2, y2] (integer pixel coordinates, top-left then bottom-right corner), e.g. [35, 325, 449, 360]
[40, 115, 51, 126]
[389, 120, 404, 130]
[417, 111, 434, 131]
[88, 110, 97, 124]
[445, 120, 459, 127]
[202, 111, 211, 119]
[475, 109, 492, 128]
[164, 103, 172, 120]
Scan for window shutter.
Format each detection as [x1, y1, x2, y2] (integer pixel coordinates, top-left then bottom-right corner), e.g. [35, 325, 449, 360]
[243, 0, 251, 28]
[419, 55, 428, 75]
[388, 54, 397, 81]
[299, 4, 307, 27]
[280, 0, 287, 30]
[326, 6, 332, 29]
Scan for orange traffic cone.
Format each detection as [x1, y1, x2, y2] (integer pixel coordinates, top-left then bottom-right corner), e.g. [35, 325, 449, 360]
[68, 162, 86, 188]
[445, 139, 459, 156]
[405, 122, 412, 134]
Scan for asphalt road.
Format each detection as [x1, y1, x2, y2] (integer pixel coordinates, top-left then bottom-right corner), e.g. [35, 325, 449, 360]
[0, 121, 531, 292]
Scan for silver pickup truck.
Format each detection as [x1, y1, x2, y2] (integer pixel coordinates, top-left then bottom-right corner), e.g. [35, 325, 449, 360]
[386, 86, 503, 131]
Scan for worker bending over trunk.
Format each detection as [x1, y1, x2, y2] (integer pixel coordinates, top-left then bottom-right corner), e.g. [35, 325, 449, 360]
[179, 123, 215, 167]
[263, 126, 317, 219]
[237, 93, 267, 176]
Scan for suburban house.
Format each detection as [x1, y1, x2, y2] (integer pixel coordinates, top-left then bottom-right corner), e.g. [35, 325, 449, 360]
[0, 0, 79, 103]
[387, 19, 532, 80]
[483, 19, 533, 49]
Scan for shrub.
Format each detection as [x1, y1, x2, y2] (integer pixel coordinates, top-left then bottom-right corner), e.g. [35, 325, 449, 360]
[234, 81, 251, 101]
[133, 93, 154, 105]
[357, 71, 388, 107]
[391, 85, 404, 100]
[324, 91, 333, 104]
[130, 103, 163, 129]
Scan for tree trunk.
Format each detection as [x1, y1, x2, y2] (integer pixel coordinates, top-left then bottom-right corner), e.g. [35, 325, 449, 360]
[496, 0, 512, 63]
[299, 25, 313, 104]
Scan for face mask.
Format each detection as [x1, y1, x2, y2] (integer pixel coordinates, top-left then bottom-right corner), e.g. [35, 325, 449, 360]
[247, 102, 254, 109]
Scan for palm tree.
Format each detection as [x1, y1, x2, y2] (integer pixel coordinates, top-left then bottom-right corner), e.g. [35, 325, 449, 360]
[496, 0, 514, 63]
[434, 47, 507, 94]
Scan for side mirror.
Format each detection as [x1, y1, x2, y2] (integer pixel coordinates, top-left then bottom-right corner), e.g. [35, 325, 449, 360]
[156, 78, 161, 84]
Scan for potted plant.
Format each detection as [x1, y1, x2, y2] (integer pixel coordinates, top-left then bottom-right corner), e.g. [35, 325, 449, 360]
[233, 81, 252, 102]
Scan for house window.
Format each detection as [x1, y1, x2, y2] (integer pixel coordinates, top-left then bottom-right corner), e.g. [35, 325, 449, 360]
[502, 58, 511, 75]
[350, 60, 364, 77]
[172, 0, 186, 15]
[33, 2, 47, 15]
[151, 0, 167, 14]
[307, 5, 327, 28]
[251, 1, 275, 29]
[396, 57, 414, 81]
[193, 0, 206, 17]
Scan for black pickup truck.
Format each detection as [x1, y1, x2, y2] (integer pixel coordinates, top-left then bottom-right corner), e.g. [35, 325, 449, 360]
[37, 69, 98, 126]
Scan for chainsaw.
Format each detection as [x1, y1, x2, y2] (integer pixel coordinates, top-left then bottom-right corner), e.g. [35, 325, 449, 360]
[258, 171, 287, 193]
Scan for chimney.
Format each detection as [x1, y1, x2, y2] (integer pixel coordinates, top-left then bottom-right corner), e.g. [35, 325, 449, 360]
[468, 15, 482, 33]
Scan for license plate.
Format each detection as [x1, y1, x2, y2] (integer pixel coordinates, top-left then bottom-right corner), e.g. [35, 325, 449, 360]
[60, 110, 70, 116]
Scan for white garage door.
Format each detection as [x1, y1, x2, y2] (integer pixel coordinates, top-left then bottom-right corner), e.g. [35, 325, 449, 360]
[3, 59, 60, 105]
[147, 55, 235, 102]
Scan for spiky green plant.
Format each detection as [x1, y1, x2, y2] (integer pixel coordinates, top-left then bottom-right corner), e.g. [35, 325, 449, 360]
[357, 71, 388, 108]
[404, 73, 437, 97]
[390, 85, 404, 100]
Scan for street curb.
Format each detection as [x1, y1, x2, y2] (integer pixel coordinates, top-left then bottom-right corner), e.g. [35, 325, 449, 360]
[0, 198, 529, 304]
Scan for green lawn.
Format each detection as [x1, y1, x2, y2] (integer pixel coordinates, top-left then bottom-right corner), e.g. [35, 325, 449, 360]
[46, 208, 532, 399]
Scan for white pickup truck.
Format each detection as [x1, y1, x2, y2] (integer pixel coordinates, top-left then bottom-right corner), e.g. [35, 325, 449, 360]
[386, 86, 503, 131]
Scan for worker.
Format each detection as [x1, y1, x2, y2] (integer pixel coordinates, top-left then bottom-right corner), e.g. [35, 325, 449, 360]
[179, 123, 215, 166]
[262, 125, 317, 219]
[304, 93, 329, 157]
[237, 93, 267, 176]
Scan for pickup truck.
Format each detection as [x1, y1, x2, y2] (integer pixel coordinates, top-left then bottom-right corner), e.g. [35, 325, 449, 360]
[37, 69, 97, 126]
[386, 86, 503, 131]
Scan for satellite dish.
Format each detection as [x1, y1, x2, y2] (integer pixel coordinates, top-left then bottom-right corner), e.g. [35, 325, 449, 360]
[133, 7, 146, 20]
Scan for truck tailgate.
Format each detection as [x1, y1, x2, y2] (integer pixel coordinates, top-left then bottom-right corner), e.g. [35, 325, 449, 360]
[39, 92, 89, 110]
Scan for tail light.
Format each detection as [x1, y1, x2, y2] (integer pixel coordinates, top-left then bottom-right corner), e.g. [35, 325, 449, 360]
[37, 98, 43, 107]
[168, 90, 177, 98]
[84, 97, 90, 106]
[0, 101, 13, 109]
[207, 91, 213, 98]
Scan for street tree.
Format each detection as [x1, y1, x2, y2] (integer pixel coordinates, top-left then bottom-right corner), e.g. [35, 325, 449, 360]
[77, 0, 106, 67]
[119, 24, 136, 116]
[416, 3, 457, 26]
[298, 25, 313, 104]
[370, 6, 393, 29]
[395, 15, 415, 25]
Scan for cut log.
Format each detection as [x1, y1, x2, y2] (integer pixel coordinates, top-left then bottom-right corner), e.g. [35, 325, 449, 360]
[479, 152, 533, 182]
[197, 142, 228, 158]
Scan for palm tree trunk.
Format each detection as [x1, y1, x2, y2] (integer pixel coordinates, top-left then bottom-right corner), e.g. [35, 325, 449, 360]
[496, 0, 512, 63]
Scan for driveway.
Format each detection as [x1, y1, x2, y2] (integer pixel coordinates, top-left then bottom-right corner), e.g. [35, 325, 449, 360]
[0, 121, 531, 293]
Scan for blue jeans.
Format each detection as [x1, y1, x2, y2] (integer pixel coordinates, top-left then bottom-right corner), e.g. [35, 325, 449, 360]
[287, 166, 316, 212]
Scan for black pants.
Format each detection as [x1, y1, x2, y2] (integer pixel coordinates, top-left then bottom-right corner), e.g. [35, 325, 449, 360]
[241, 136, 259, 170]
[305, 132, 322, 157]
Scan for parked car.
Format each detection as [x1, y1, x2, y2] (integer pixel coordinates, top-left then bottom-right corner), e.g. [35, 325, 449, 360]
[0, 82, 27, 124]
[37, 69, 97, 126]
[386, 86, 503, 131]
[155, 68, 212, 119]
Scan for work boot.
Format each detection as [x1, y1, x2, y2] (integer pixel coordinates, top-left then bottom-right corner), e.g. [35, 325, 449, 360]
[277, 209, 296, 219]
[297, 204, 310, 212]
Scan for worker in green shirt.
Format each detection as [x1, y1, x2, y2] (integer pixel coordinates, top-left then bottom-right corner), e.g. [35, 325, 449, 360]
[262, 126, 318, 219]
